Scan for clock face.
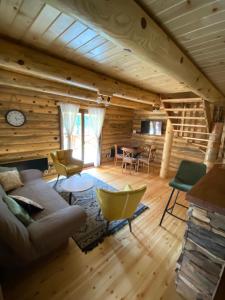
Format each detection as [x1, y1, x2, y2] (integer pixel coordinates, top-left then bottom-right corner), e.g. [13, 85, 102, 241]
[5, 110, 26, 127]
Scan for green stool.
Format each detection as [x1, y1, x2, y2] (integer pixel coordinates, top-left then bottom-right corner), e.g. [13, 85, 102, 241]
[159, 160, 206, 226]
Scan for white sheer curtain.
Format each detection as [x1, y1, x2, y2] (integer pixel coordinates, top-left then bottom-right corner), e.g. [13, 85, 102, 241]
[59, 103, 80, 149]
[88, 107, 105, 167]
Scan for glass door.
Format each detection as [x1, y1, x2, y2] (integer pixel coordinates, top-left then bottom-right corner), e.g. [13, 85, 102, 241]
[72, 111, 95, 165]
[84, 113, 96, 164]
[72, 112, 82, 160]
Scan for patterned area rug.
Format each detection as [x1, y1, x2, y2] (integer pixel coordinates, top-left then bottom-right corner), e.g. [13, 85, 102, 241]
[50, 173, 149, 252]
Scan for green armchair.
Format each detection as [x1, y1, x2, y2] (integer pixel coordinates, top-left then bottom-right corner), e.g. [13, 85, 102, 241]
[96, 184, 147, 233]
[50, 149, 83, 185]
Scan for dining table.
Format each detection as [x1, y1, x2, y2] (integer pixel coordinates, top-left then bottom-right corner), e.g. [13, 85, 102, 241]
[120, 145, 144, 158]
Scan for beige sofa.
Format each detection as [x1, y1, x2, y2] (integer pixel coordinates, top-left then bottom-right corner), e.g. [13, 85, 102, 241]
[0, 169, 86, 267]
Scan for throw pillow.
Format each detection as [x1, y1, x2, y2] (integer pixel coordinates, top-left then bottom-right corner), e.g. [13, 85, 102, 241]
[9, 195, 44, 213]
[0, 170, 24, 192]
[3, 194, 33, 226]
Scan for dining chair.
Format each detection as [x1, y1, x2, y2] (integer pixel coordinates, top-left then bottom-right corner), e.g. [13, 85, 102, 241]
[122, 147, 138, 174]
[137, 145, 156, 173]
[114, 144, 123, 166]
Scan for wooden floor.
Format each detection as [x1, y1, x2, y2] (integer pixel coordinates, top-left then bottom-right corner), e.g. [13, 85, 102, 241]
[2, 163, 187, 300]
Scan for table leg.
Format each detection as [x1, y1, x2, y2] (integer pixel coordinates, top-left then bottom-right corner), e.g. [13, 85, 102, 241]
[69, 193, 78, 205]
[69, 192, 72, 205]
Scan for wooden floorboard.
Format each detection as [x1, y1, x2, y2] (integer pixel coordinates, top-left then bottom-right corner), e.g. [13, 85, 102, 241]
[2, 163, 186, 300]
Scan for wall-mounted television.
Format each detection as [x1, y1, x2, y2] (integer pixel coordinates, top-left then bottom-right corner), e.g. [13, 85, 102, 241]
[141, 120, 163, 136]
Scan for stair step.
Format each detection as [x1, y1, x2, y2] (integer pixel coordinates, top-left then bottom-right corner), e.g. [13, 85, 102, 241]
[168, 116, 205, 120]
[191, 143, 208, 149]
[182, 136, 209, 142]
[162, 98, 202, 103]
[173, 130, 210, 135]
[172, 123, 207, 128]
[164, 108, 204, 112]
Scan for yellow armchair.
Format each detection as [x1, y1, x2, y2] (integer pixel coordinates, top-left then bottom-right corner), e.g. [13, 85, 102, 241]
[96, 184, 147, 233]
[50, 149, 83, 185]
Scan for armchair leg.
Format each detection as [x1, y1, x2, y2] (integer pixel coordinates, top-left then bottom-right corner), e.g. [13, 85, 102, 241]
[54, 174, 60, 188]
[128, 218, 132, 232]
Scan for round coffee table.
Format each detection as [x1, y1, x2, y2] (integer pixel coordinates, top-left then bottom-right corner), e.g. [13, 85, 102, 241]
[62, 174, 94, 205]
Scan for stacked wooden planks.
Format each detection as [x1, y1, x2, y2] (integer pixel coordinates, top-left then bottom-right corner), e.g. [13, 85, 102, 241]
[176, 205, 225, 300]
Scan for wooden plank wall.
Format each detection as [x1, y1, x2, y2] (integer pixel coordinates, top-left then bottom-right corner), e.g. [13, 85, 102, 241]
[0, 91, 134, 168]
[170, 138, 205, 172]
[0, 92, 60, 164]
[131, 110, 205, 172]
[101, 106, 134, 162]
[132, 110, 167, 169]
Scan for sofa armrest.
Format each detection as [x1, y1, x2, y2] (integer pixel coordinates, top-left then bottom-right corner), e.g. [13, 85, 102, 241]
[54, 162, 67, 175]
[20, 169, 43, 183]
[28, 206, 86, 252]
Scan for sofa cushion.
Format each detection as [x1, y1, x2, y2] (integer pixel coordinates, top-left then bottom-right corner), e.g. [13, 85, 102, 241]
[3, 194, 33, 226]
[19, 169, 43, 184]
[11, 178, 68, 219]
[28, 205, 86, 256]
[0, 194, 34, 262]
[0, 169, 23, 192]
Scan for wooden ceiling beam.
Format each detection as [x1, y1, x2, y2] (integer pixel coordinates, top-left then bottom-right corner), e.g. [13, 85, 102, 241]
[0, 38, 159, 106]
[0, 69, 152, 111]
[46, 0, 225, 103]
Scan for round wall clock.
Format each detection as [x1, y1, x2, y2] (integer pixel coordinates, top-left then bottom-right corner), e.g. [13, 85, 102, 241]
[5, 110, 26, 127]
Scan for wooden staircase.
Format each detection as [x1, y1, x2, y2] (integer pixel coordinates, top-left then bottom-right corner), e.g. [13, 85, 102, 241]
[162, 97, 212, 152]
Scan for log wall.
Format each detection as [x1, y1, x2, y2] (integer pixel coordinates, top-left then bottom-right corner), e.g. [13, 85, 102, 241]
[131, 110, 205, 172]
[0, 92, 60, 164]
[0, 91, 134, 168]
[101, 106, 134, 162]
[0, 91, 207, 173]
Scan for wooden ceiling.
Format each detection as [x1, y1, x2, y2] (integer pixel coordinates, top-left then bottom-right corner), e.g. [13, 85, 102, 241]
[0, 0, 224, 98]
[0, 0, 189, 94]
[138, 0, 225, 95]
